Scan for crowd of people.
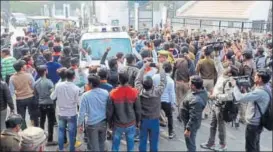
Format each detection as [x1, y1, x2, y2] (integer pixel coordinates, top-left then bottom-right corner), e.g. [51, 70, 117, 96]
[0, 23, 272, 152]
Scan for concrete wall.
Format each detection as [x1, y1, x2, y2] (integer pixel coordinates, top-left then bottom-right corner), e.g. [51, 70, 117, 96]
[248, 1, 271, 21]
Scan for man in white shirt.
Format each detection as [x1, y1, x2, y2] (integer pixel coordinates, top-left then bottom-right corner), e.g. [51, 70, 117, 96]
[51, 68, 80, 152]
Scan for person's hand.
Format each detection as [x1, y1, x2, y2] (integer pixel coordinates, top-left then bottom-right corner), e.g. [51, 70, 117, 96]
[208, 94, 215, 100]
[184, 129, 191, 137]
[184, 54, 190, 61]
[80, 48, 88, 55]
[231, 78, 236, 86]
[106, 47, 111, 53]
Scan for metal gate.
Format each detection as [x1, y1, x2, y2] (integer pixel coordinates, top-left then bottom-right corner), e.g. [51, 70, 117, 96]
[128, 1, 153, 33]
[138, 2, 153, 33]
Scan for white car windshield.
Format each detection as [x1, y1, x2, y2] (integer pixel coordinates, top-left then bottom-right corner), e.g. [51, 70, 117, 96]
[81, 38, 132, 60]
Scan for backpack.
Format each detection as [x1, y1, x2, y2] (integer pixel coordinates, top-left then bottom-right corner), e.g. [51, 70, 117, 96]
[254, 87, 272, 131]
[221, 80, 239, 122]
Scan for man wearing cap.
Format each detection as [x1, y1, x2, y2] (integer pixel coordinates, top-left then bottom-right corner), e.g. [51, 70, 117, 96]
[1, 48, 16, 82]
[20, 127, 48, 151]
[180, 75, 208, 152]
[0, 114, 22, 151]
[158, 50, 174, 64]
[9, 60, 38, 129]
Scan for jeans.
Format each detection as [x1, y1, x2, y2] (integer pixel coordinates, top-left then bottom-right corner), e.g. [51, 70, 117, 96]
[0, 109, 7, 132]
[86, 120, 107, 151]
[161, 102, 174, 135]
[184, 128, 197, 152]
[58, 115, 77, 152]
[112, 125, 136, 152]
[139, 119, 160, 152]
[39, 104, 55, 141]
[245, 124, 263, 152]
[208, 106, 226, 145]
[16, 97, 39, 130]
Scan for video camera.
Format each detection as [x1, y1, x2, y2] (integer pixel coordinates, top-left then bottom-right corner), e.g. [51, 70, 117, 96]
[232, 76, 252, 92]
[205, 41, 224, 52]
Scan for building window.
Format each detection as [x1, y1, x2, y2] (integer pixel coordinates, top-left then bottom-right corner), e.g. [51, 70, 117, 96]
[228, 22, 234, 28]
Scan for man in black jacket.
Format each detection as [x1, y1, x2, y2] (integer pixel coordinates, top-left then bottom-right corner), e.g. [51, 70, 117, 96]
[100, 47, 119, 88]
[0, 76, 15, 131]
[180, 75, 208, 152]
[135, 62, 167, 151]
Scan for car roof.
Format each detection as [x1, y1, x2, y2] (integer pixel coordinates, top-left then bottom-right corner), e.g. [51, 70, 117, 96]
[81, 32, 130, 40]
[27, 16, 50, 20]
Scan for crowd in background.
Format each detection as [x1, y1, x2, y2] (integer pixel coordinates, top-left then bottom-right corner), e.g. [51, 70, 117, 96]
[0, 23, 272, 152]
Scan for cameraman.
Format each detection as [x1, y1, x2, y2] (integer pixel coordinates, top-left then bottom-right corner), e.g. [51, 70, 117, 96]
[231, 69, 271, 152]
[200, 55, 239, 151]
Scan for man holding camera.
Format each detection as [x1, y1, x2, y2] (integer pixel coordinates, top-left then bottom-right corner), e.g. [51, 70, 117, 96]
[231, 69, 271, 152]
[200, 54, 239, 151]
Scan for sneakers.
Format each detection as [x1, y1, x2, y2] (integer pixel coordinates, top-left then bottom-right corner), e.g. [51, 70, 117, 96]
[202, 114, 209, 120]
[74, 141, 82, 148]
[169, 132, 176, 139]
[215, 144, 227, 151]
[46, 141, 58, 146]
[134, 135, 140, 142]
[235, 122, 240, 128]
[200, 143, 215, 150]
[63, 140, 82, 148]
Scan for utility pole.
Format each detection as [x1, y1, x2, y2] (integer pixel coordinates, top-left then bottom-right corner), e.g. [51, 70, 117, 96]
[90, 0, 96, 25]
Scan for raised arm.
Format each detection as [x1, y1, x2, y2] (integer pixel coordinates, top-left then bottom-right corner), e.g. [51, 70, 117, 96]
[135, 66, 145, 92]
[100, 47, 111, 65]
[154, 66, 167, 96]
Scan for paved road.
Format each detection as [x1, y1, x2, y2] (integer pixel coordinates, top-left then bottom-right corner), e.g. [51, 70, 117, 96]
[19, 109, 271, 151]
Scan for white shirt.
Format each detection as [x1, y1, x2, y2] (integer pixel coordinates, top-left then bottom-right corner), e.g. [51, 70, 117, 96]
[51, 81, 81, 116]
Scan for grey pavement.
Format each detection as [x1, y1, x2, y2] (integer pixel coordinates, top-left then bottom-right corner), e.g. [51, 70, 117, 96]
[20, 109, 272, 151]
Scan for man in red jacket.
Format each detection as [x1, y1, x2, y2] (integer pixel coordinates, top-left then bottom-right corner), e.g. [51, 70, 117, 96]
[107, 70, 141, 151]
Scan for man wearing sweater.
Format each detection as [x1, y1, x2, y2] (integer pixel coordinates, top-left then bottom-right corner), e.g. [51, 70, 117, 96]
[153, 62, 176, 139]
[232, 68, 271, 152]
[34, 65, 57, 146]
[1, 48, 16, 82]
[107, 70, 141, 151]
[9, 60, 38, 130]
[51, 68, 81, 151]
[135, 62, 167, 152]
